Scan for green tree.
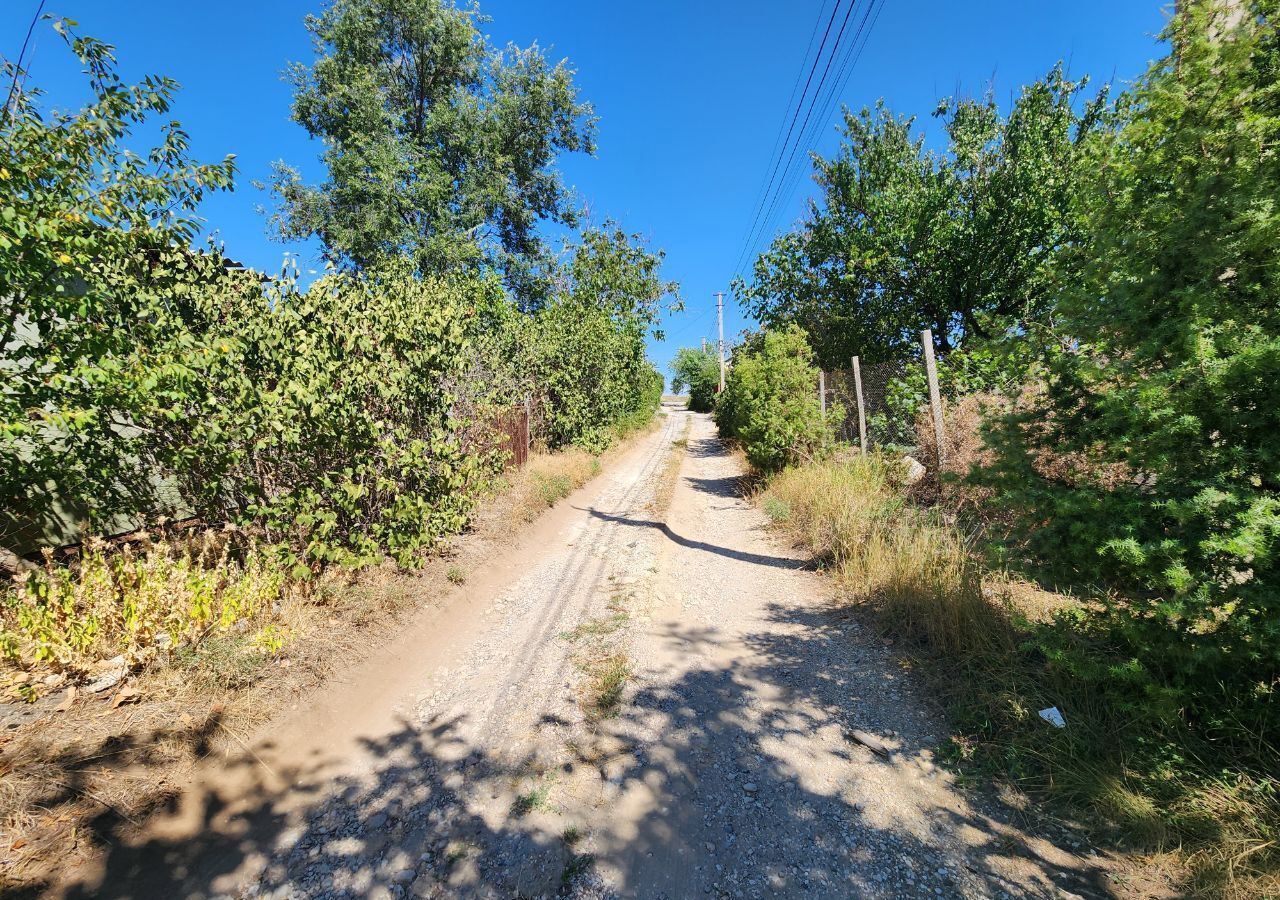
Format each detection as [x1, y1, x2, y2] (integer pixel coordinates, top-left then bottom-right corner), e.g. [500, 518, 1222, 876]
[669, 346, 720, 412]
[737, 67, 1106, 368]
[268, 0, 596, 303]
[0, 20, 235, 550]
[986, 0, 1280, 734]
[533, 225, 679, 450]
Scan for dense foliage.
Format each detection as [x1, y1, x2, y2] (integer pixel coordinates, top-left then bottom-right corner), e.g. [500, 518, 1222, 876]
[1, 16, 672, 572]
[268, 0, 596, 305]
[668, 346, 720, 412]
[1, 22, 236, 553]
[729, 5, 1280, 886]
[984, 1, 1280, 740]
[736, 66, 1106, 368]
[715, 326, 833, 473]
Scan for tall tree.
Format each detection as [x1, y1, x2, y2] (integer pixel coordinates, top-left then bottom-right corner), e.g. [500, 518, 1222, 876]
[268, 0, 596, 302]
[737, 67, 1106, 368]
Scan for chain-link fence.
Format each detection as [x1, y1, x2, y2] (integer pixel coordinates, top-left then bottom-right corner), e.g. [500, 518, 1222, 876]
[819, 330, 950, 471]
[823, 359, 921, 450]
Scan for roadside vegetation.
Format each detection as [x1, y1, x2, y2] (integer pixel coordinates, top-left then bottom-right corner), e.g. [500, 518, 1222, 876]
[0, 2, 675, 889]
[2, 1, 675, 691]
[668, 345, 721, 412]
[718, 4, 1279, 896]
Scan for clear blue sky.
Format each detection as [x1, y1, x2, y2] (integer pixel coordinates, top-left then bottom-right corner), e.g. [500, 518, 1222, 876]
[3, 1, 1168, 386]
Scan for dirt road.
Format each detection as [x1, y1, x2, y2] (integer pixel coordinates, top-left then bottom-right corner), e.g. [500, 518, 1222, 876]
[58, 410, 1110, 899]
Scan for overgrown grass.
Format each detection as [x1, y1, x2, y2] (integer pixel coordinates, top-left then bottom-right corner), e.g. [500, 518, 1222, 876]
[760, 454, 1280, 899]
[516, 451, 602, 521]
[763, 456, 1006, 655]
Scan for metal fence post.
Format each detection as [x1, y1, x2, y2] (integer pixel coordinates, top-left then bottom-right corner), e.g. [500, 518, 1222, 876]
[921, 329, 946, 473]
[819, 370, 827, 416]
[851, 355, 867, 455]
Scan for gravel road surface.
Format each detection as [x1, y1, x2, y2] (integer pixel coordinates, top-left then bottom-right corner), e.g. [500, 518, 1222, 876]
[58, 409, 1110, 899]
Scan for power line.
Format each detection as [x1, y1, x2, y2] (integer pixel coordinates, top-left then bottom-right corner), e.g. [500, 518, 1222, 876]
[729, 0, 846, 282]
[730, 0, 887, 284]
[729, 0, 831, 281]
[763, 0, 886, 247]
[747, 0, 865, 275]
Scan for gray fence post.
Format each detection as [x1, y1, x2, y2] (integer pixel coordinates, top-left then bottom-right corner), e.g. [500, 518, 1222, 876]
[920, 329, 945, 473]
[524, 395, 533, 454]
[851, 355, 867, 455]
[819, 370, 827, 416]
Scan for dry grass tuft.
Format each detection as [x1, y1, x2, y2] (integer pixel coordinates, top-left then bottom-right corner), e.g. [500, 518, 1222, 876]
[762, 456, 1010, 655]
[505, 450, 602, 522]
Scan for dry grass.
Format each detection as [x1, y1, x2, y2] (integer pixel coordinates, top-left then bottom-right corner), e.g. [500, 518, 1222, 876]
[761, 455, 1010, 655]
[504, 450, 602, 522]
[578, 651, 631, 721]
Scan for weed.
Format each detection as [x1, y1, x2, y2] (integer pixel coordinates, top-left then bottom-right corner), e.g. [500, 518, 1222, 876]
[761, 496, 791, 522]
[444, 840, 474, 864]
[562, 825, 583, 845]
[561, 853, 595, 886]
[561, 614, 628, 642]
[512, 780, 553, 817]
[446, 566, 466, 585]
[0, 535, 287, 685]
[580, 651, 631, 720]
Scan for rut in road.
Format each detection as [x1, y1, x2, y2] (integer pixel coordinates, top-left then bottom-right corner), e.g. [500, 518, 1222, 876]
[61, 410, 1110, 900]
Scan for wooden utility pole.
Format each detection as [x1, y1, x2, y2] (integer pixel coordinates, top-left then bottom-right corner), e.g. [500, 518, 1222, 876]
[921, 329, 946, 473]
[715, 292, 726, 393]
[851, 355, 867, 455]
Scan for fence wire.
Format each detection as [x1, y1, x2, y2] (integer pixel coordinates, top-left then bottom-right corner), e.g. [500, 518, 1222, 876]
[822, 358, 920, 452]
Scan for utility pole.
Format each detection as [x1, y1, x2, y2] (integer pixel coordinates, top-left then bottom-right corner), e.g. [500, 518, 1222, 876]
[715, 292, 726, 393]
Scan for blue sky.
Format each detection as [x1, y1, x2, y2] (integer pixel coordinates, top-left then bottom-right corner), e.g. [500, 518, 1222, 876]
[3, 1, 1168, 385]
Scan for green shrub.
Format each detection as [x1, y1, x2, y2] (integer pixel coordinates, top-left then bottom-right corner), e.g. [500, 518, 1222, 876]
[669, 346, 720, 412]
[714, 325, 834, 473]
[982, 0, 1280, 753]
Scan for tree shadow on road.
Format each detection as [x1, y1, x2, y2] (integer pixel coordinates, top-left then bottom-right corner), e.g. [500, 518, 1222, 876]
[25, 710, 586, 900]
[28, 608, 1115, 900]
[577, 507, 809, 572]
[580, 601, 1116, 898]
